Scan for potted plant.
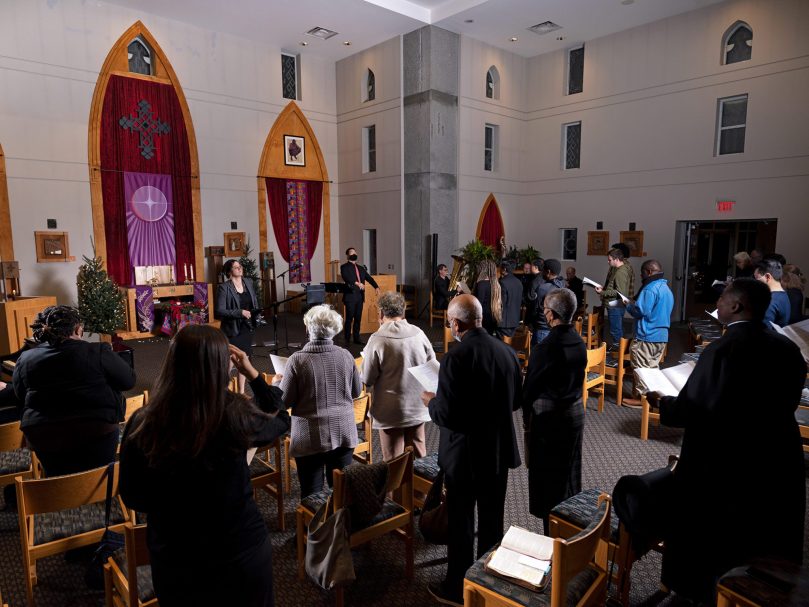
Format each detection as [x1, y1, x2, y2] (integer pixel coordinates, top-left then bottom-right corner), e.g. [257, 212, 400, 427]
[457, 239, 497, 287]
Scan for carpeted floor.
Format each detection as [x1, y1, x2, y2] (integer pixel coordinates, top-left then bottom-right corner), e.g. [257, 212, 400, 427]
[0, 314, 807, 606]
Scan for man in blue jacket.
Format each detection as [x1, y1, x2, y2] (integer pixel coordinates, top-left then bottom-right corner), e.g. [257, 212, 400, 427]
[621, 259, 673, 407]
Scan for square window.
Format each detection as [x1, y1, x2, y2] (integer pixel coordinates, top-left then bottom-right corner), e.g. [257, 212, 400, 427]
[716, 95, 747, 155]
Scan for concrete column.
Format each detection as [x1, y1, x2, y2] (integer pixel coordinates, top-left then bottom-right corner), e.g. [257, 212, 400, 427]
[402, 26, 459, 302]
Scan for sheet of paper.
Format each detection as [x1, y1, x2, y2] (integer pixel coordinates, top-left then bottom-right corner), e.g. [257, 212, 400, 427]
[407, 359, 440, 393]
[270, 354, 288, 376]
[711, 279, 727, 287]
[778, 319, 809, 364]
[501, 525, 554, 561]
[518, 554, 551, 572]
[487, 546, 546, 587]
[635, 368, 678, 397]
[617, 290, 630, 305]
[246, 447, 257, 464]
[662, 361, 695, 393]
[582, 276, 602, 289]
[706, 309, 719, 320]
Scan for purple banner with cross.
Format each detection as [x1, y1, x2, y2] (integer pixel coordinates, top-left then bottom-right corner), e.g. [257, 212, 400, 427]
[124, 172, 176, 278]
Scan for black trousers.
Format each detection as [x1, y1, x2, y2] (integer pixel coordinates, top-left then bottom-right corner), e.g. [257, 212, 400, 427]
[344, 299, 364, 340]
[295, 446, 354, 498]
[444, 470, 509, 595]
[24, 424, 119, 477]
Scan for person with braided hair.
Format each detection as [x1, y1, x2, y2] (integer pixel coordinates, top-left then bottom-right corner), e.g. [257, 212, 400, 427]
[12, 305, 136, 476]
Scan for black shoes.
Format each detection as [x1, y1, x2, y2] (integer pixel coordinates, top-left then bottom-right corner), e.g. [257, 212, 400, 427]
[353, 338, 365, 345]
[427, 582, 463, 606]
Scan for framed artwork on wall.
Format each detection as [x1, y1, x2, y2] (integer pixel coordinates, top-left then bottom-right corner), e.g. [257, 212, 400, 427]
[284, 135, 305, 166]
[619, 230, 646, 257]
[224, 232, 246, 257]
[586, 231, 610, 256]
[35, 231, 73, 262]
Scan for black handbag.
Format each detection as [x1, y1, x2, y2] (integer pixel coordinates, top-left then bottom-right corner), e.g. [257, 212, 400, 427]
[305, 495, 356, 590]
[419, 469, 449, 545]
[84, 462, 125, 589]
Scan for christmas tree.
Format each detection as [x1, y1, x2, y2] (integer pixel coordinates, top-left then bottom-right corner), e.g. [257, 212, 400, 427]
[76, 252, 126, 335]
[239, 237, 263, 307]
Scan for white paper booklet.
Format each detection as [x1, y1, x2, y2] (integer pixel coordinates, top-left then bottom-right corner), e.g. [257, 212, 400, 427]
[635, 361, 696, 397]
[486, 526, 553, 588]
[770, 319, 809, 364]
[711, 279, 728, 287]
[270, 354, 289, 376]
[407, 359, 440, 393]
[582, 277, 602, 289]
[706, 309, 719, 320]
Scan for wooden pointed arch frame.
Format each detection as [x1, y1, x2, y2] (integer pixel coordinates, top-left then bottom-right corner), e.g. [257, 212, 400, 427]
[476, 193, 505, 249]
[87, 21, 202, 274]
[257, 101, 330, 273]
[0, 143, 14, 263]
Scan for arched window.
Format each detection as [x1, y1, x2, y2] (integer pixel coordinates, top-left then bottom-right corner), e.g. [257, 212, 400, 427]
[723, 22, 752, 65]
[127, 36, 152, 75]
[362, 68, 375, 102]
[486, 66, 500, 100]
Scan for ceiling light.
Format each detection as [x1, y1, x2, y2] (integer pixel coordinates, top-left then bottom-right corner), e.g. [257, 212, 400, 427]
[527, 21, 562, 36]
[343, 41, 351, 46]
[464, 19, 474, 23]
[621, 0, 635, 4]
[556, 36, 565, 41]
[299, 41, 308, 46]
[305, 27, 338, 40]
[510, 37, 518, 42]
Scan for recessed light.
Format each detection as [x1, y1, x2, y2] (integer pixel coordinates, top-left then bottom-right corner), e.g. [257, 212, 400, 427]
[464, 19, 474, 23]
[343, 41, 351, 46]
[299, 41, 308, 46]
[305, 27, 338, 40]
[510, 37, 518, 42]
[556, 36, 565, 41]
[621, 0, 635, 4]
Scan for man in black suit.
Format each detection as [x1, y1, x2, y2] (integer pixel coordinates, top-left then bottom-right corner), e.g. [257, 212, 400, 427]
[340, 247, 379, 344]
[565, 266, 584, 311]
[647, 278, 806, 603]
[497, 260, 523, 337]
[433, 264, 452, 310]
[422, 295, 522, 606]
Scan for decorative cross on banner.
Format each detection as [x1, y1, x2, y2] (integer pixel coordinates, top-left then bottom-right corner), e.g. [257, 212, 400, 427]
[119, 99, 170, 160]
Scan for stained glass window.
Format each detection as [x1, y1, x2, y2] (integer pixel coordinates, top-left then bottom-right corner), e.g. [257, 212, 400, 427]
[127, 37, 152, 76]
[282, 54, 298, 100]
[367, 69, 375, 101]
[564, 122, 581, 169]
[568, 46, 584, 95]
[724, 24, 752, 65]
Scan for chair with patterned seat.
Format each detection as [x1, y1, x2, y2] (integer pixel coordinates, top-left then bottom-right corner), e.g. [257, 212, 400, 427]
[249, 438, 286, 531]
[577, 311, 601, 350]
[352, 392, 373, 465]
[582, 343, 607, 413]
[413, 452, 439, 509]
[16, 463, 135, 606]
[464, 493, 611, 607]
[639, 394, 662, 441]
[103, 522, 156, 607]
[507, 325, 532, 372]
[603, 338, 632, 407]
[296, 449, 415, 606]
[0, 421, 34, 492]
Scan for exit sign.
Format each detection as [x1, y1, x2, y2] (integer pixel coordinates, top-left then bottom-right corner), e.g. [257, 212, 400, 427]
[717, 200, 735, 212]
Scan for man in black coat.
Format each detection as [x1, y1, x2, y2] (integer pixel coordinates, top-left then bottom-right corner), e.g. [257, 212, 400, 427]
[647, 278, 806, 603]
[433, 264, 452, 310]
[422, 295, 522, 606]
[340, 247, 379, 344]
[497, 260, 523, 337]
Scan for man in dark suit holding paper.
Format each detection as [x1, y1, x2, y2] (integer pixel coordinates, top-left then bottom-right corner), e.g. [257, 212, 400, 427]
[340, 247, 379, 344]
[646, 278, 805, 604]
[421, 295, 522, 606]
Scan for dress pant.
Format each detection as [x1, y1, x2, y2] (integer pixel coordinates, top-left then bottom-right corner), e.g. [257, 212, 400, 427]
[444, 470, 509, 596]
[344, 299, 364, 340]
[378, 424, 426, 461]
[295, 446, 354, 498]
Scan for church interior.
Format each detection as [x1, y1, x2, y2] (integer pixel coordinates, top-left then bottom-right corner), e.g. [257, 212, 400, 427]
[0, 0, 808, 605]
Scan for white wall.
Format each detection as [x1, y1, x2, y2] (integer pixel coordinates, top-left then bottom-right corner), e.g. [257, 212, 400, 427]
[336, 36, 402, 279]
[0, 0, 338, 303]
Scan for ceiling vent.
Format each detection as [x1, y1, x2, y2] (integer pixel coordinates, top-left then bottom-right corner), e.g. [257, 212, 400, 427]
[527, 21, 562, 36]
[305, 27, 338, 40]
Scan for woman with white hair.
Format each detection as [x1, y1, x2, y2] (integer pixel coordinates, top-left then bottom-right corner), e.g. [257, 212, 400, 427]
[521, 288, 587, 532]
[275, 305, 362, 497]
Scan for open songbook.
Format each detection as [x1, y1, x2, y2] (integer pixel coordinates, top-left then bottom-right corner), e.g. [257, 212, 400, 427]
[770, 319, 809, 364]
[484, 526, 553, 590]
[635, 361, 696, 397]
[270, 354, 288, 376]
[407, 359, 440, 393]
[582, 277, 602, 289]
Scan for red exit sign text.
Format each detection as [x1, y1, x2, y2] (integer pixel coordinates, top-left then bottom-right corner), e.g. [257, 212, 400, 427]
[716, 200, 735, 212]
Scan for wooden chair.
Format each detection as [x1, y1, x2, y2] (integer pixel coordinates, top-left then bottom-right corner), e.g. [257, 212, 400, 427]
[228, 376, 239, 393]
[296, 449, 415, 606]
[582, 343, 607, 413]
[507, 325, 531, 372]
[640, 394, 661, 441]
[603, 337, 632, 407]
[103, 522, 157, 607]
[413, 452, 439, 509]
[797, 405, 809, 454]
[352, 392, 373, 465]
[577, 311, 600, 349]
[464, 493, 611, 607]
[429, 292, 447, 328]
[123, 391, 149, 423]
[16, 463, 135, 606]
[0, 421, 33, 491]
[249, 438, 286, 531]
[397, 284, 417, 318]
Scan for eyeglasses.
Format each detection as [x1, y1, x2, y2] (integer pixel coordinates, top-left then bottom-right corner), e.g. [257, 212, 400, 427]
[444, 317, 456, 329]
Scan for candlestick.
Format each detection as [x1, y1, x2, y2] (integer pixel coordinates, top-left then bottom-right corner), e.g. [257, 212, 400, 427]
[190, 263, 195, 282]
[184, 263, 188, 282]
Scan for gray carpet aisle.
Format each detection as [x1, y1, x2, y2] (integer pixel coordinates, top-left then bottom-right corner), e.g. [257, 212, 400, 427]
[1, 319, 807, 606]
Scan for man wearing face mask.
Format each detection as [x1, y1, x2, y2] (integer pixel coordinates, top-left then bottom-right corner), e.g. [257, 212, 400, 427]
[340, 247, 380, 345]
[420, 295, 522, 606]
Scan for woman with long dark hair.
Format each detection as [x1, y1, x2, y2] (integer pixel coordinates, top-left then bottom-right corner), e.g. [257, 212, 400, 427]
[13, 305, 135, 476]
[473, 259, 502, 335]
[215, 258, 259, 393]
[120, 325, 289, 607]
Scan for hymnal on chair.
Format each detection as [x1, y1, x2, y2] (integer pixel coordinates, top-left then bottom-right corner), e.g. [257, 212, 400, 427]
[484, 526, 553, 591]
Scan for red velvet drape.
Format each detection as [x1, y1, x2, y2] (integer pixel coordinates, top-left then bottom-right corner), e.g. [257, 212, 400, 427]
[478, 201, 504, 250]
[100, 75, 194, 286]
[265, 178, 322, 262]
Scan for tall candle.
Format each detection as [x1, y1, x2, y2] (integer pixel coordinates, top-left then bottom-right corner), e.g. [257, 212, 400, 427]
[184, 263, 188, 281]
[190, 263, 195, 282]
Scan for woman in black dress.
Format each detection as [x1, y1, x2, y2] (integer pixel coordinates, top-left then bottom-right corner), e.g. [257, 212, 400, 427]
[120, 325, 289, 607]
[216, 259, 258, 392]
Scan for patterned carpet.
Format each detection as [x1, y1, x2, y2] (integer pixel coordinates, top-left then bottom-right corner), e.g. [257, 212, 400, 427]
[0, 315, 806, 606]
